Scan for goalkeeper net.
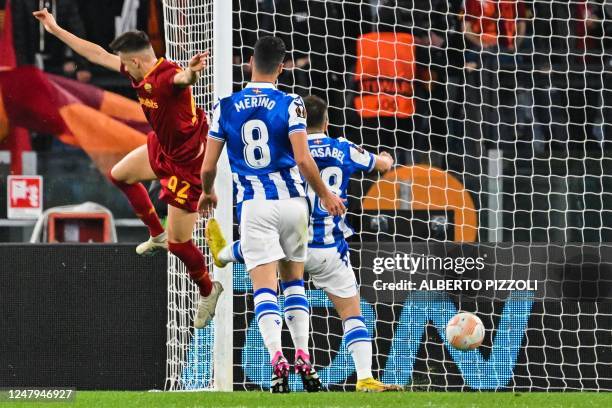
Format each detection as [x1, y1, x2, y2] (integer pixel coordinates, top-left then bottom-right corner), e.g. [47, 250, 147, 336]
[166, 0, 612, 391]
[163, 0, 215, 390]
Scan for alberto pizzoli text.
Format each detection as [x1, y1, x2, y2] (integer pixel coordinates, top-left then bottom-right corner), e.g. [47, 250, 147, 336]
[374, 279, 539, 291]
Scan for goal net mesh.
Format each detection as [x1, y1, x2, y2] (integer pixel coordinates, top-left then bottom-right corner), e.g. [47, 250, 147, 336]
[163, 0, 215, 391]
[165, 0, 612, 391]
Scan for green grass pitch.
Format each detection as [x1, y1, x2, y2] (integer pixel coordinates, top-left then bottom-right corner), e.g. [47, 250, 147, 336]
[3, 391, 612, 408]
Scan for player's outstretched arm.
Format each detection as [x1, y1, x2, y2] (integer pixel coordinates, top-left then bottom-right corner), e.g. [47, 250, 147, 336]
[174, 52, 208, 87]
[290, 130, 346, 216]
[373, 151, 394, 173]
[33, 8, 121, 72]
[198, 138, 225, 217]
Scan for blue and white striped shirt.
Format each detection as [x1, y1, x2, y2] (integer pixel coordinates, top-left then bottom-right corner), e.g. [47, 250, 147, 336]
[208, 82, 307, 215]
[306, 133, 376, 248]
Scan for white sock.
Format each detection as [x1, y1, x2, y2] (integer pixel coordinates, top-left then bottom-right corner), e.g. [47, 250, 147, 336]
[220, 240, 243, 264]
[281, 280, 310, 352]
[152, 231, 166, 241]
[344, 316, 373, 380]
[254, 288, 283, 359]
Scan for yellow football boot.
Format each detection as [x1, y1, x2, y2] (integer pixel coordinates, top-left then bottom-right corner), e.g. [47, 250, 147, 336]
[205, 218, 228, 268]
[356, 377, 403, 392]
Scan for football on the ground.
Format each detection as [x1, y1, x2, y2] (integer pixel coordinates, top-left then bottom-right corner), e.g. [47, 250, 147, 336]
[446, 312, 485, 351]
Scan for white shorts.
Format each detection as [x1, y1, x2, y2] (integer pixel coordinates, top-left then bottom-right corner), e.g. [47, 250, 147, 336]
[240, 197, 309, 271]
[305, 246, 358, 298]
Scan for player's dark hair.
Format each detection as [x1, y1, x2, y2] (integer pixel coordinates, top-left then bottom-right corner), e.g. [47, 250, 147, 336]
[253, 36, 286, 74]
[304, 95, 328, 130]
[109, 31, 151, 53]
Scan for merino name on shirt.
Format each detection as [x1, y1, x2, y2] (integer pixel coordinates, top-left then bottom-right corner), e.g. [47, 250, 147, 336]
[234, 96, 277, 112]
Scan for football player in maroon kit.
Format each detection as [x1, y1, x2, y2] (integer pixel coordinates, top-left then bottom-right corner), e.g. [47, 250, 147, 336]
[33, 8, 222, 328]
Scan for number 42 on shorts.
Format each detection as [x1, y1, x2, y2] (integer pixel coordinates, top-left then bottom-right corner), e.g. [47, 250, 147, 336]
[167, 175, 190, 205]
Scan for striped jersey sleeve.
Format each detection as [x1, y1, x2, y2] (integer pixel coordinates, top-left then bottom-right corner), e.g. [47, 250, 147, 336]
[287, 94, 307, 135]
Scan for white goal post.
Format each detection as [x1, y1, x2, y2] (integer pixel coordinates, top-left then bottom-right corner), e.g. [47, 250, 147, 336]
[163, 0, 233, 391]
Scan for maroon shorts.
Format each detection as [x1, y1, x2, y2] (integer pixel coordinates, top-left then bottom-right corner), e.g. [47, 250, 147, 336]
[147, 132, 203, 213]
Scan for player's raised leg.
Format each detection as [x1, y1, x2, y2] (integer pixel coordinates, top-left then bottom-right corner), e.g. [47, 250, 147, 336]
[205, 217, 243, 266]
[109, 144, 167, 255]
[166, 205, 222, 329]
[205, 218, 230, 267]
[327, 293, 402, 392]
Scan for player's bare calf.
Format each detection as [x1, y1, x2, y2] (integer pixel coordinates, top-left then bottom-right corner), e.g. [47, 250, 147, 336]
[167, 206, 223, 329]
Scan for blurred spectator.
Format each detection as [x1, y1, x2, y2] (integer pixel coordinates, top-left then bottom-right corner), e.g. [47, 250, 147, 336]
[347, 0, 431, 164]
[532, 1, 609, 69]
[13, 0, 91, 153]
[275, 0, 367, 136]
[13, 0, 91, 82]
[462, 0, 528, 70]
[231, 0, 368, 138]
[232, 0, 328, 90]
[529, 1, 607, 149]
[377, 0, 445, 47]
[575, 1, 605, 66]
[76, 0, 123, 52]
[137, 0, 165, 56]
[310, 0, 374, 137]
[604, 1, 612, 52]
[1, 0, 34, 175]
[232, 0, 276, 90]
[390, 0, 466, 168]
[569, 1, 606, 146]
[460, 0, 535, 156]
[272, 0, 310, 93]
[0, 0, 5, 27]
[78, 0, 163, 57]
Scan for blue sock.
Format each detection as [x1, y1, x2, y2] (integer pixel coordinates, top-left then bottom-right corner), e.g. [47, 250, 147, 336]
[219, 240, 245, 264]
[232, 241, 245, 263]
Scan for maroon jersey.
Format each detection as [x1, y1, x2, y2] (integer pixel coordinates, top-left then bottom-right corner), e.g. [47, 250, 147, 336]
[121, 58, 207, 163]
